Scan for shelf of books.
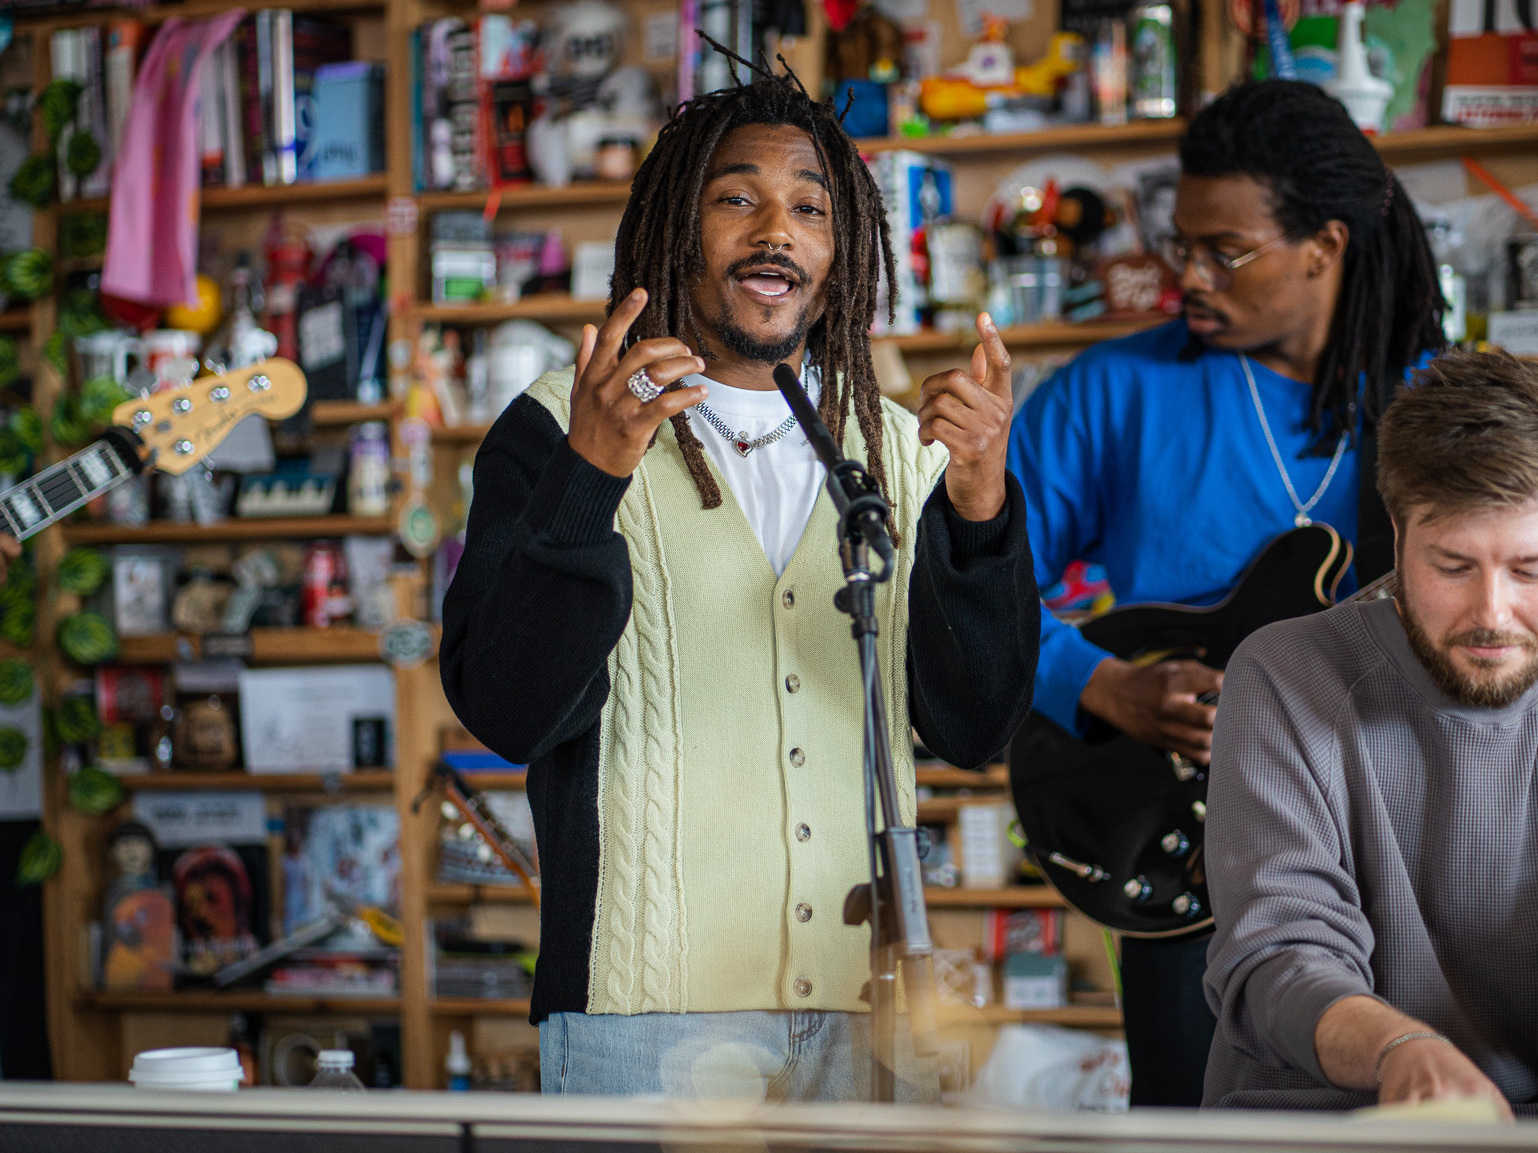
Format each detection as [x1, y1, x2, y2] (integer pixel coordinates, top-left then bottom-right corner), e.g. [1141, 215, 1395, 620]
[116, 627, 397, 665]
[86, 991, 403, 1015]
[114, 771, 396, 792]
[61, 516, 395, 544]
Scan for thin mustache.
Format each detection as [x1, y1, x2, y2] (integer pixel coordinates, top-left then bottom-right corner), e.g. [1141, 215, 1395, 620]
[1448, 629, 1538, 650]
[727, 252, 810, 287]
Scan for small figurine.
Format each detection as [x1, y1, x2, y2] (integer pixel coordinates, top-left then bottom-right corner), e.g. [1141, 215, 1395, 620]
[920, 27, 1085, 122]
[102, 820, 177, 991]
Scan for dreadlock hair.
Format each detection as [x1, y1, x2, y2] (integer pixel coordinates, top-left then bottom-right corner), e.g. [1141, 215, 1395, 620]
[1179, 80, 1447, 455]
[608, 47, 896, 511]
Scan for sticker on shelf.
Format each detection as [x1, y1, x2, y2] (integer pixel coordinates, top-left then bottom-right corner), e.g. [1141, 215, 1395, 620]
[386, 196, 420, 237]
[379, 619, 435, 668]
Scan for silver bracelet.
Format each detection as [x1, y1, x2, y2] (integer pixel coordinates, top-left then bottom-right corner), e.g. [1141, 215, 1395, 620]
[1374, 1030, 1451, 1084]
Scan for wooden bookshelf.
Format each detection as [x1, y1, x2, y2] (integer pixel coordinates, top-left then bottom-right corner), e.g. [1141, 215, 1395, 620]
[417, 181, 632, 212]
[311, 400, 398, 426]
[412, 296, 606, 326]
[113, 771, 396, 792]
[431, 998, 533, 1017]
[115, 626, 398, 665]
[61, 515, 394, 544]
[0, 309, 32, 332]
[857, 119, 1186, 157]
[924, 886, 1065, 909]
[84, 990, 401, 1014]
[887, 318, 1162, 352]
[1371, 123, 1538, 158]
[425, 882, 536, 905]
[915, 763, 1009, 789]
[59, 175, 388, 216]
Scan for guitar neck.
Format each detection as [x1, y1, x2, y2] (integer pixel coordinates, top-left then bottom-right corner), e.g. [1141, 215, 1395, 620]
[0, 428, 143, 542]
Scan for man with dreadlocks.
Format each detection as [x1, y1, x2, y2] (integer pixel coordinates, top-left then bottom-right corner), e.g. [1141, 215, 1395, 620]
[440, 58, 1037, 1101]
[1007, 80, 1447, 1107]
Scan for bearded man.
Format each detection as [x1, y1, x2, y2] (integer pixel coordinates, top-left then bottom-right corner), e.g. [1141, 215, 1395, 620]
[439, 64, 1037, 1100]
[1202, 350, 1538, 1116]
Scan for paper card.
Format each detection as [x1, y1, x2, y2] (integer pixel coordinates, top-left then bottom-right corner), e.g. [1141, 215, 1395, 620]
[132, 790, 269, 848]
[645, 10, 679, 61]
[0, 695, 43, 820]
[238, 665, 395, 773]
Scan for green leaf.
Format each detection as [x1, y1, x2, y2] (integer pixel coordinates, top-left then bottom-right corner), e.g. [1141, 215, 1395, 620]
[0, 336, 18, 389]
[64, 131, 100, 178]
[9, 407, 41, 454]
[81, 376, 131, 425]
[37, 80, 81, 143]
[0, 427, 26, 478]
[57, 546, 107, 595]
[50, 391, 91, 446]
[69, 765, 126, 815]
[55, 695, 101, 743]
[56, 611, 116, 665]
[0, 724, 27, 770]
[16, 828, 61, 886]
[0, 598, 35, 647]
[0, 658, 34, 704]
[7, 154, 55, 209]
[59, 213, 107, 260]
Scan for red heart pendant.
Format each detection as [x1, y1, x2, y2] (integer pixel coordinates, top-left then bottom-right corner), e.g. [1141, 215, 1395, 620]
[734, 441, 752, 457]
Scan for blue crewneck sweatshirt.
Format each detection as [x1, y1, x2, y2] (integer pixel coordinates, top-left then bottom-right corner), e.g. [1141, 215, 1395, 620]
[1008, 318, 1365, 735]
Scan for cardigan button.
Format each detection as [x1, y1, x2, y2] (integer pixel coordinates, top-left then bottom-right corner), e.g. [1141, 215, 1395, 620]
[795, 823, 811, 842]
[785, 674, 800, 693]
[782, 589, 795, 609]
[795, 902, 813, 923]
[788, 747, 805, 767]
[794, 978, 812, 998]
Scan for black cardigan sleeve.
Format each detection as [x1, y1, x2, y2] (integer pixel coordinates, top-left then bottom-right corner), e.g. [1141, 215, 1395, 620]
[439, 394, 633, 765]
[906, 471, 1039, 769]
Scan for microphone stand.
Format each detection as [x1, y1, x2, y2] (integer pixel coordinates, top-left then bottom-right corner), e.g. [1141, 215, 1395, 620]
[773, 363, 939, 1104]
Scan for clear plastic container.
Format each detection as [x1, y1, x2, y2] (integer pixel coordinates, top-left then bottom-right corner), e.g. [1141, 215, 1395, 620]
[308, 1048, 366, 1090]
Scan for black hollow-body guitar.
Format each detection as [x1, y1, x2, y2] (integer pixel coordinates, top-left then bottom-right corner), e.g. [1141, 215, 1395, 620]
[1009, 524, 1382, 938]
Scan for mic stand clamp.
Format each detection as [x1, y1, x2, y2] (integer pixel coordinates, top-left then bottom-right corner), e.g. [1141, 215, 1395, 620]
[772, 364, 939, 1103]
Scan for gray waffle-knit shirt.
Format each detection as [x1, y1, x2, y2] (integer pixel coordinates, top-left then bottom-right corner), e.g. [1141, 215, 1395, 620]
[1202, 595, 1538, 1111]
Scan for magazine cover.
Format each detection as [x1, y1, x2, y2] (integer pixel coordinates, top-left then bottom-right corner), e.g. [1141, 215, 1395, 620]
[283, 804, 401, 933]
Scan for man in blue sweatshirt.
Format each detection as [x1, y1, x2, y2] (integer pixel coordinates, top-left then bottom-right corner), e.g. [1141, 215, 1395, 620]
[1006, 81, 1447, 1105]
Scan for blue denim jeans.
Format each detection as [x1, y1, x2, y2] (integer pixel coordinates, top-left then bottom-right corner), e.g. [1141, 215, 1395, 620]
[539, 1010, 939, 1102]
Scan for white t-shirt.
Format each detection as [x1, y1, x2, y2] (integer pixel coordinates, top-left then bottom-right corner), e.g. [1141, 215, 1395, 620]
[682, 367, 824, 577]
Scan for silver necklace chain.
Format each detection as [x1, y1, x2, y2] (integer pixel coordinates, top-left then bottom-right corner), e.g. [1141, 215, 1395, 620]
[691, 402, 799, 457]
[1239, 352, 1347, 528]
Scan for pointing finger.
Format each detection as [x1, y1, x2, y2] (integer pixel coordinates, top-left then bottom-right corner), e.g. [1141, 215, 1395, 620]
[592, 288, 648, 378]
[575, 324, 598, 386]
[974, 312, 1012, 398]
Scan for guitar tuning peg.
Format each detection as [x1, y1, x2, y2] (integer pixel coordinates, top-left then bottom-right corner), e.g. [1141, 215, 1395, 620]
[1122, 876, 1152, 903]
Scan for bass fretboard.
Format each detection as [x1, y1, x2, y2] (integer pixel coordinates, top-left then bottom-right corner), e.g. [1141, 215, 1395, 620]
[0, 429, 142, 541]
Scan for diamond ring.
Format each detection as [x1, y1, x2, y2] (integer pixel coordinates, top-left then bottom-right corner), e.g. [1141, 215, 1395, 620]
[627, 368, 662, 403]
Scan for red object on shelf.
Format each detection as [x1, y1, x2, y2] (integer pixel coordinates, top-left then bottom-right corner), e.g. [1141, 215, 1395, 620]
[262, 214, 311, 362]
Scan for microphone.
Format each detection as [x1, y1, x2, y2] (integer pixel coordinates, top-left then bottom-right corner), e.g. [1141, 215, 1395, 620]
[773, 363, 895, 578]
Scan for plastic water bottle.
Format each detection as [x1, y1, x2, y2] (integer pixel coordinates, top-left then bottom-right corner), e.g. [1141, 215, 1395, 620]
[309, 1049, 366, 1090]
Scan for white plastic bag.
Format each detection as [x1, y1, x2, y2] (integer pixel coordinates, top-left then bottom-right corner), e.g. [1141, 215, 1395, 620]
[969, 1023, 1130, 1112]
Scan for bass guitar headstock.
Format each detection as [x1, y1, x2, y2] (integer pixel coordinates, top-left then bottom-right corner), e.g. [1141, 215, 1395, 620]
[111, 359, 308, 475]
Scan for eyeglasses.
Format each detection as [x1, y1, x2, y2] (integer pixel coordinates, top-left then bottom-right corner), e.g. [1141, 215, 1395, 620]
[1156, 231, 1302, 291]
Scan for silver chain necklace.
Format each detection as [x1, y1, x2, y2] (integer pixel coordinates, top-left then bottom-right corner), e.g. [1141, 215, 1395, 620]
[691, 402, 799, 457]
[1239, 352, 1347, 527]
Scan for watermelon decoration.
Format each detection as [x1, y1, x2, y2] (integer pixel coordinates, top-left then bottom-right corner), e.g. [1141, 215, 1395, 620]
[57, 611, 117, 665]
[58, 547, 107, 596]
[60, 213, 107, 260]
[81, 376, 131, 425]
[4, 550, 34, 597]
[3, 250, 54, 301]
[69, 765, 125, 816]
[0, 725, 27, 770]
[10, 407, 41, 454]
[55, 695, 101, 744]
[0, 337, 18, 388]
[15, 829, 61, 887]
[0, 427, 26, 478]
[0, 659, 33, 704]
[58, 288, 107, 339]
[0, 598, 35, 647]
[36, 80, 80, 143]
[64, 131, 100, 178]
[50, 392, 91, 447]
[7, 154, 55, 209]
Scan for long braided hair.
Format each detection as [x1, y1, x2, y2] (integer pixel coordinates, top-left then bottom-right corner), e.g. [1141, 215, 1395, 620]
[608, 54, 896, 509]
[1179, 80, 1447, 455]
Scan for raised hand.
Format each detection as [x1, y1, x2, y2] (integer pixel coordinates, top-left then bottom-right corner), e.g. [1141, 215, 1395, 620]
[567, 288, 708, 478]
[1081, 657, 1224, 765]
[916, 312, 1013, 521]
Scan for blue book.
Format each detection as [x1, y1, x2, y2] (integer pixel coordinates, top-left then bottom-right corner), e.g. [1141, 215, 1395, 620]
[308, 61, 385, 181]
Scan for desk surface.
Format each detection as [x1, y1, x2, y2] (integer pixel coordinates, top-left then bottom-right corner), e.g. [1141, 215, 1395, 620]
[2, 1083, 1537, 1153]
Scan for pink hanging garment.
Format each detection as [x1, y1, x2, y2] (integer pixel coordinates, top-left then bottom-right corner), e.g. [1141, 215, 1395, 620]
[101, 10, 244, 308]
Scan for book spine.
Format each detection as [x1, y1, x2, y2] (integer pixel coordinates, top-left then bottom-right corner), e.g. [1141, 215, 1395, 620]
[273, 9, 297, 185]
[410, 27, 423, 191]
[258, 10, 277, 186]
[104, 21, 140, 168]
[236, 20, 264, 186]
[199, 46, 225, 190]
[78, 26, 111, 199]
[220, 42, 246, 189]
[50, 28, 80, 203]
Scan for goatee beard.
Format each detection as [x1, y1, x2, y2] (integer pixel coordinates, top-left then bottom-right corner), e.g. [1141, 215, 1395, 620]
[1399, 596, 1538, 708]
[715, 310, 815, 364]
